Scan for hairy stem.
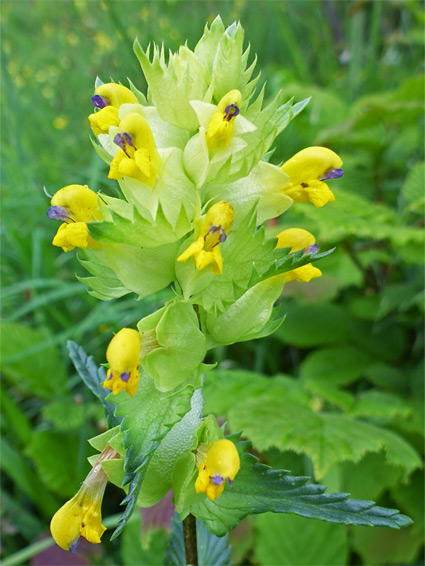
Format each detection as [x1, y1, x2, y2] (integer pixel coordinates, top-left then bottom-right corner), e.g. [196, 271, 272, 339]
[183, 513, 198, 565]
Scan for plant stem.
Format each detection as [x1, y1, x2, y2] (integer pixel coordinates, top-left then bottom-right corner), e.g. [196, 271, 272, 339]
[183, 513, 198, 566]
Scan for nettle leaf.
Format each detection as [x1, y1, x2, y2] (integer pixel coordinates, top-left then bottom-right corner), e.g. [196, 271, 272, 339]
[107, 372, 193, 536]
[227, 394, 422, 480]
[67, 341, 120, 427]
[203, 370, 421, 480]
[188, 453, 412, 536]
[165, 512, 231, 566]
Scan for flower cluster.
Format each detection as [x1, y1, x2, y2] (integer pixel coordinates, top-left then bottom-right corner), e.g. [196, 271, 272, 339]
[47, 17, 343, 552]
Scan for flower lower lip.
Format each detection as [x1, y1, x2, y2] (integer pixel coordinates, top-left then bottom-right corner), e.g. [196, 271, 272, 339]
[92, 94, 108, 109]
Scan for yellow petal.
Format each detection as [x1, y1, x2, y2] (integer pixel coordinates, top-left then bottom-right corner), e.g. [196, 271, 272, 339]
[202, 201, 234, 236]
[177, 237, 205, 263]
[276, 228, 316, 253]
[51, 185, 101, 222]
[286, 264, 322, 283]
[281, 146, 342, 189]
[205, 439, 240, 481]
[284, 181, 335, 208]
[206, 90, 242, 152]
[88, 106, 119, 135]
[106, 328, 140, 376]
[95, 83, 138, 108]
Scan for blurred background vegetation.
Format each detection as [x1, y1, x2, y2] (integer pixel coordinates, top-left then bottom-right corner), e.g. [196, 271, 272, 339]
[1, 0, 424, 564]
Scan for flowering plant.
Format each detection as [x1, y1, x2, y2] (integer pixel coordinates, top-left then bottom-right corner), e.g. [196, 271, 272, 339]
[47, 17, 412, 563]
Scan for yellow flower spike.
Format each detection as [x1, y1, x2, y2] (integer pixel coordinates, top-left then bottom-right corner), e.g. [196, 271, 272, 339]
[103, 328, 140, 396]
[89, 83, 138, 135]
[206, 89, 242, 152]
[195, 439, 240, 501]
[177, 201, 234, 275]
[108, 112, 162, 186]
[46, 184, 103, 252]
[276, 228, 322, 283]
[281, 147, 344, 208]
[50, 445, 119, 554]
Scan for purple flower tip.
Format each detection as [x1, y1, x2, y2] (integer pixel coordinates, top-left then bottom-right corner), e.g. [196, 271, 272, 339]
[228, 479, 234, 489]
[306, 244, 319, 255]
[224, 103, 240, 121]
[211, 474, 224, 486]
[46, 205, 71, 222]
[69, 537, 80, 555]
[120, 371, 130, 383]
[207, 225, 227, 243]
[92, 94, 107, 109]
[321, 168, 344, 181]
[114, 132, 133, 151]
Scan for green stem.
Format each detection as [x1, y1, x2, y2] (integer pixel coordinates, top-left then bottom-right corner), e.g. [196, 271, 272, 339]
[183, 513, 198, 566]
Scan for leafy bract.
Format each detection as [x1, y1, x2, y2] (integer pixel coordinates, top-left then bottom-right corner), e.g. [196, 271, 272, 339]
[187, 452, 413, 536]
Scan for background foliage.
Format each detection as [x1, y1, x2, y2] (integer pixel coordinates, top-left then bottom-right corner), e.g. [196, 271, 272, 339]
[1, 0, 423, 564]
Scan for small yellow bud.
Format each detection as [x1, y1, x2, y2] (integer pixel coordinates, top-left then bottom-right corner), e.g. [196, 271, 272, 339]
[195, 439, 240, 501]
[103, 328, 140, 396]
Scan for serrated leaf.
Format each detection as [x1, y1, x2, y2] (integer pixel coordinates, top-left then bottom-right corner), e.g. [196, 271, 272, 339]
[165, 512, 231, 566]
[67, 341, 120, 427]
[401, 161, 425, 213]
[227, 395, 422, 479]
[189, 453, 413, 536]
[300, 346, 373, 386]
[254, 513, 348, 566]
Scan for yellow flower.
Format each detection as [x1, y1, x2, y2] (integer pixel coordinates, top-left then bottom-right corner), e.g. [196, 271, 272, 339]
[281, 147, 343, 208]
[89, 83, 137, 135]
[50, 445, 118, 554]
[108, 112, 162, 186]
[276, 228, 322, 283]
[103, 328, 140, 396]
[177, 201, 234, 275]
[206, 90, 242, 152]
[195, 439, 240, 501]
[47, 184, 102, 252]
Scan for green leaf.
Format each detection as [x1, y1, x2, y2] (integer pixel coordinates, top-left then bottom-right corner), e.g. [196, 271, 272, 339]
[107, 371, 193, 535]
[42, 400, 86, 430]
[1, 437, 58, 519]
[401, 161, 425, 214]
[1, 322, 67, 398]
[165, 512, 231, 566]
[275, 302, 349, 347]
[137, 388, 204, 508]
[102, 241, 178, 300]
[226, 395, 422, 479]
[67, 340, 120, 427]
[122, 510, 168, 565]
[300, 346, 373, 386]
[25, 430, 85, 498]
[254, 513, 348, 566]
[78, 248, 131, 300]
[189, 453, 412, 536]
[138, 301, 207, 391]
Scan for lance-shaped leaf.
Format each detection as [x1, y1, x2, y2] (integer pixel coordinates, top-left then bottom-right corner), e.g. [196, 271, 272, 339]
[187, 453, 413, 537]
[67, 341, 120, 427]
